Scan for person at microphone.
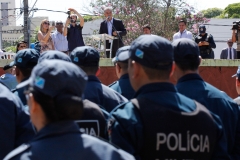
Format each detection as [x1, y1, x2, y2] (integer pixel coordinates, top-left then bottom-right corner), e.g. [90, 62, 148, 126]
[99, 7, 127, 58]
[64, 8, 85, 53]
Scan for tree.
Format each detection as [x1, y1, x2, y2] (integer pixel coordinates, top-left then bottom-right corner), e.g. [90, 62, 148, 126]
[223, 3, 240, 18]
[201, 8, 223, 18]
[89, 0, 209, 43]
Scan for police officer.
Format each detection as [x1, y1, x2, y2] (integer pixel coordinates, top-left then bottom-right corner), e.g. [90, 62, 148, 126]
[0, 61, 18, 90]
[108, 35, 228, 160]
[12, 49, 40, 106]
[195, 25, 216, 59]
[4, 60, 134, 160]
[0, 83, 35, 159]
[38, 50, 108, 139]
[172, 38, 240, 159]
[109, 46, 135, 100]
[70, 46, 128, 112]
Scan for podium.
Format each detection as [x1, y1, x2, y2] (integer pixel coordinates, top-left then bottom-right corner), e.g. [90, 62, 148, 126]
[90, 34, 117, 58]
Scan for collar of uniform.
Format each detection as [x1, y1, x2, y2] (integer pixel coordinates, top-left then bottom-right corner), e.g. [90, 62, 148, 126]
[177, 73, 203, 84]
[119, 73, 129, 80]
[134, 82, 177, 98]
[88, 75, 101, 83]
[33, 121, 79, 141]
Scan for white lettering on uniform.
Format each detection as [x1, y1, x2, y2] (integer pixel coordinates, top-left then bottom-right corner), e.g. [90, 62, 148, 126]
[80, 128, 97, 136]
[156, 131, 209, 152]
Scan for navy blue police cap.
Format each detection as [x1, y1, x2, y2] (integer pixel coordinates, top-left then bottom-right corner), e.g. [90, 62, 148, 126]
[112, 46, 131, 63]
[232, 65, 240, 79]
[199, 25, 206, 34]
[14, 49, 39, 69]
[38, 50, 71, 63]
[3, 61, 15, 70]
[70, 46, 100, 67]
[17, 59, 88, 98]
[129, 35, 173, 69]
[172, 38, 200, 64]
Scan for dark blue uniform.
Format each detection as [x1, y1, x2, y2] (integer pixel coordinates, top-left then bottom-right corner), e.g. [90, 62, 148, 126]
[108, 83, 228, 160]
[0, 84, 35, 159]
[12, 78, 28, 106]
[76, 100, 108, 139]
[176, 73, 240, 159]
[4, 121, 134, 160]
[195, 33, 216, 59]
[109, 74, 135, 100]
[84, 75, 128, 112]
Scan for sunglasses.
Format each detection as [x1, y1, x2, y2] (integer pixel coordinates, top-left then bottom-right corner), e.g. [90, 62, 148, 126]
[19, 45, 27, 48]
[56, 23, 63, 25]
[228, 42, 233, 44]
[43, 22, 50, 25]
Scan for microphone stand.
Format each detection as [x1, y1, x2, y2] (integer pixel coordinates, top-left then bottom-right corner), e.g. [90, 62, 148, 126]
[107, 17, 125, 46]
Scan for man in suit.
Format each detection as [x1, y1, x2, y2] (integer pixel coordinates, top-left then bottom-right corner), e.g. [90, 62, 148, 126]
[99, 7, 127, 58]
[220, 39, 237, 59]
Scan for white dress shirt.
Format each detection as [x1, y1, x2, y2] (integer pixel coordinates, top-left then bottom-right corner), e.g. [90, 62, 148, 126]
[173, 29, 193, 41]
[51, 31, 68, 51]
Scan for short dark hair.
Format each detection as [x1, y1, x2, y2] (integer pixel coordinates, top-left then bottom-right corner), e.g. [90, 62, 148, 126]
[79, 65, 98, 75]
[116, 62, 128, 72]
[30, 87, 83, 123]
[141, 63, 172, 80]
[142, 24, 151, 30]
[16, 66, 32, 78]
[175, 55, 200, 71]
[178, 19, 187, 25]
[16, 41, 27, 53]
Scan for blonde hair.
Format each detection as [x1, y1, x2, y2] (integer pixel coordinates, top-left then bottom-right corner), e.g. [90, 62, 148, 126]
[40, 19, 49, 33]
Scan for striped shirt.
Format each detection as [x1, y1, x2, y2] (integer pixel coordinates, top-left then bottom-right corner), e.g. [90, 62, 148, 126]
[51, 31, 68, 51]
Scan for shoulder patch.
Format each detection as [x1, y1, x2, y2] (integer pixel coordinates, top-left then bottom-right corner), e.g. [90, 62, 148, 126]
[108, 81, 117, 87]
[3, 144, 30, 160]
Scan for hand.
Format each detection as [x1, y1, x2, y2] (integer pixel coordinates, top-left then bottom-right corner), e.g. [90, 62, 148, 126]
[49, 26, 55, 31]
[68, 8, 76, 13]
[113, 31, 117, 36]
[202, 41, 209, 45]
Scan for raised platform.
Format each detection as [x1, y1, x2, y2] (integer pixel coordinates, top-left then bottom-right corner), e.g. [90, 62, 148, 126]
[0, 59, 239, 98]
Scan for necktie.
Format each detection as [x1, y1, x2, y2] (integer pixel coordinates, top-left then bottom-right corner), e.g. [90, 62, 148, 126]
[230, 48, 232, 59]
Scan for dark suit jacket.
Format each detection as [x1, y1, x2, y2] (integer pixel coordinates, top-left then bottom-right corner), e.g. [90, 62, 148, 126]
[220, 48, 237, 59]
[99, 18, 127, 57]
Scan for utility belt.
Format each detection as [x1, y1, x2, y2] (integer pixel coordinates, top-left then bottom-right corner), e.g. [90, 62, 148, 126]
[200, 49, 212, 55]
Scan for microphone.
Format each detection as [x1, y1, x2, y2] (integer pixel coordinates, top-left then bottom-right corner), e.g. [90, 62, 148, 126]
[107, 16, 110, 21]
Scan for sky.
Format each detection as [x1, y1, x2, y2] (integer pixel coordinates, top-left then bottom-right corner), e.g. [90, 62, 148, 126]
[14, 0, 240, 26]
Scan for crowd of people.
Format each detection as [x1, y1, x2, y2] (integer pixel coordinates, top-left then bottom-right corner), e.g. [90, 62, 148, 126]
[0, 7, 240, 160]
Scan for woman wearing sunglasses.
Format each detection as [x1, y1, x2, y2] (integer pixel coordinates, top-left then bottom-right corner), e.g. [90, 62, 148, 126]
[38, 19, 55, 53]
[16, 41, 27, 53]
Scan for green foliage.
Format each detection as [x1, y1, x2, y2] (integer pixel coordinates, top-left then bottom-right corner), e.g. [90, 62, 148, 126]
[223, 3, 240, 18]
[5, 46, 16, 53]
[83, 15, 101, 22]
[201, 8, 223, 18]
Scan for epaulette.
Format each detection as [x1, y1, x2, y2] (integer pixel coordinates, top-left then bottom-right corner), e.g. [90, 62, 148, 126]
[108, 81, 117, 87]
[3, 144, 30, 160]
[11, 88, 17, 93]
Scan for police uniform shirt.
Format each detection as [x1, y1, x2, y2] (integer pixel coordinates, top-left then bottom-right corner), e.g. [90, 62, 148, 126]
[109, 74, 135, 100]
[4, 121, 135, 160]
[75, 99, 108, 139]
[195, 33, 216, 48]
[84, 75, 128, 112]
[0, 84, 35, 159]
[176, 73, 240, 159]
[108, 82, 228, 160]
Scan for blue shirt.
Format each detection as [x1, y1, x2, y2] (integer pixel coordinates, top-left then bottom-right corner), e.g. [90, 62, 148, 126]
[4, 121, 134, 160]
[51, 31, 68, 51]
[109, 74, 135, 100]
[0, 84, 35, 159]
[176, 73, 240, 159]
[84, 75, 128, 112]
[109, 82, 228, 159]
[67, 24, 85, 51]
[0, 73, 17, 90]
